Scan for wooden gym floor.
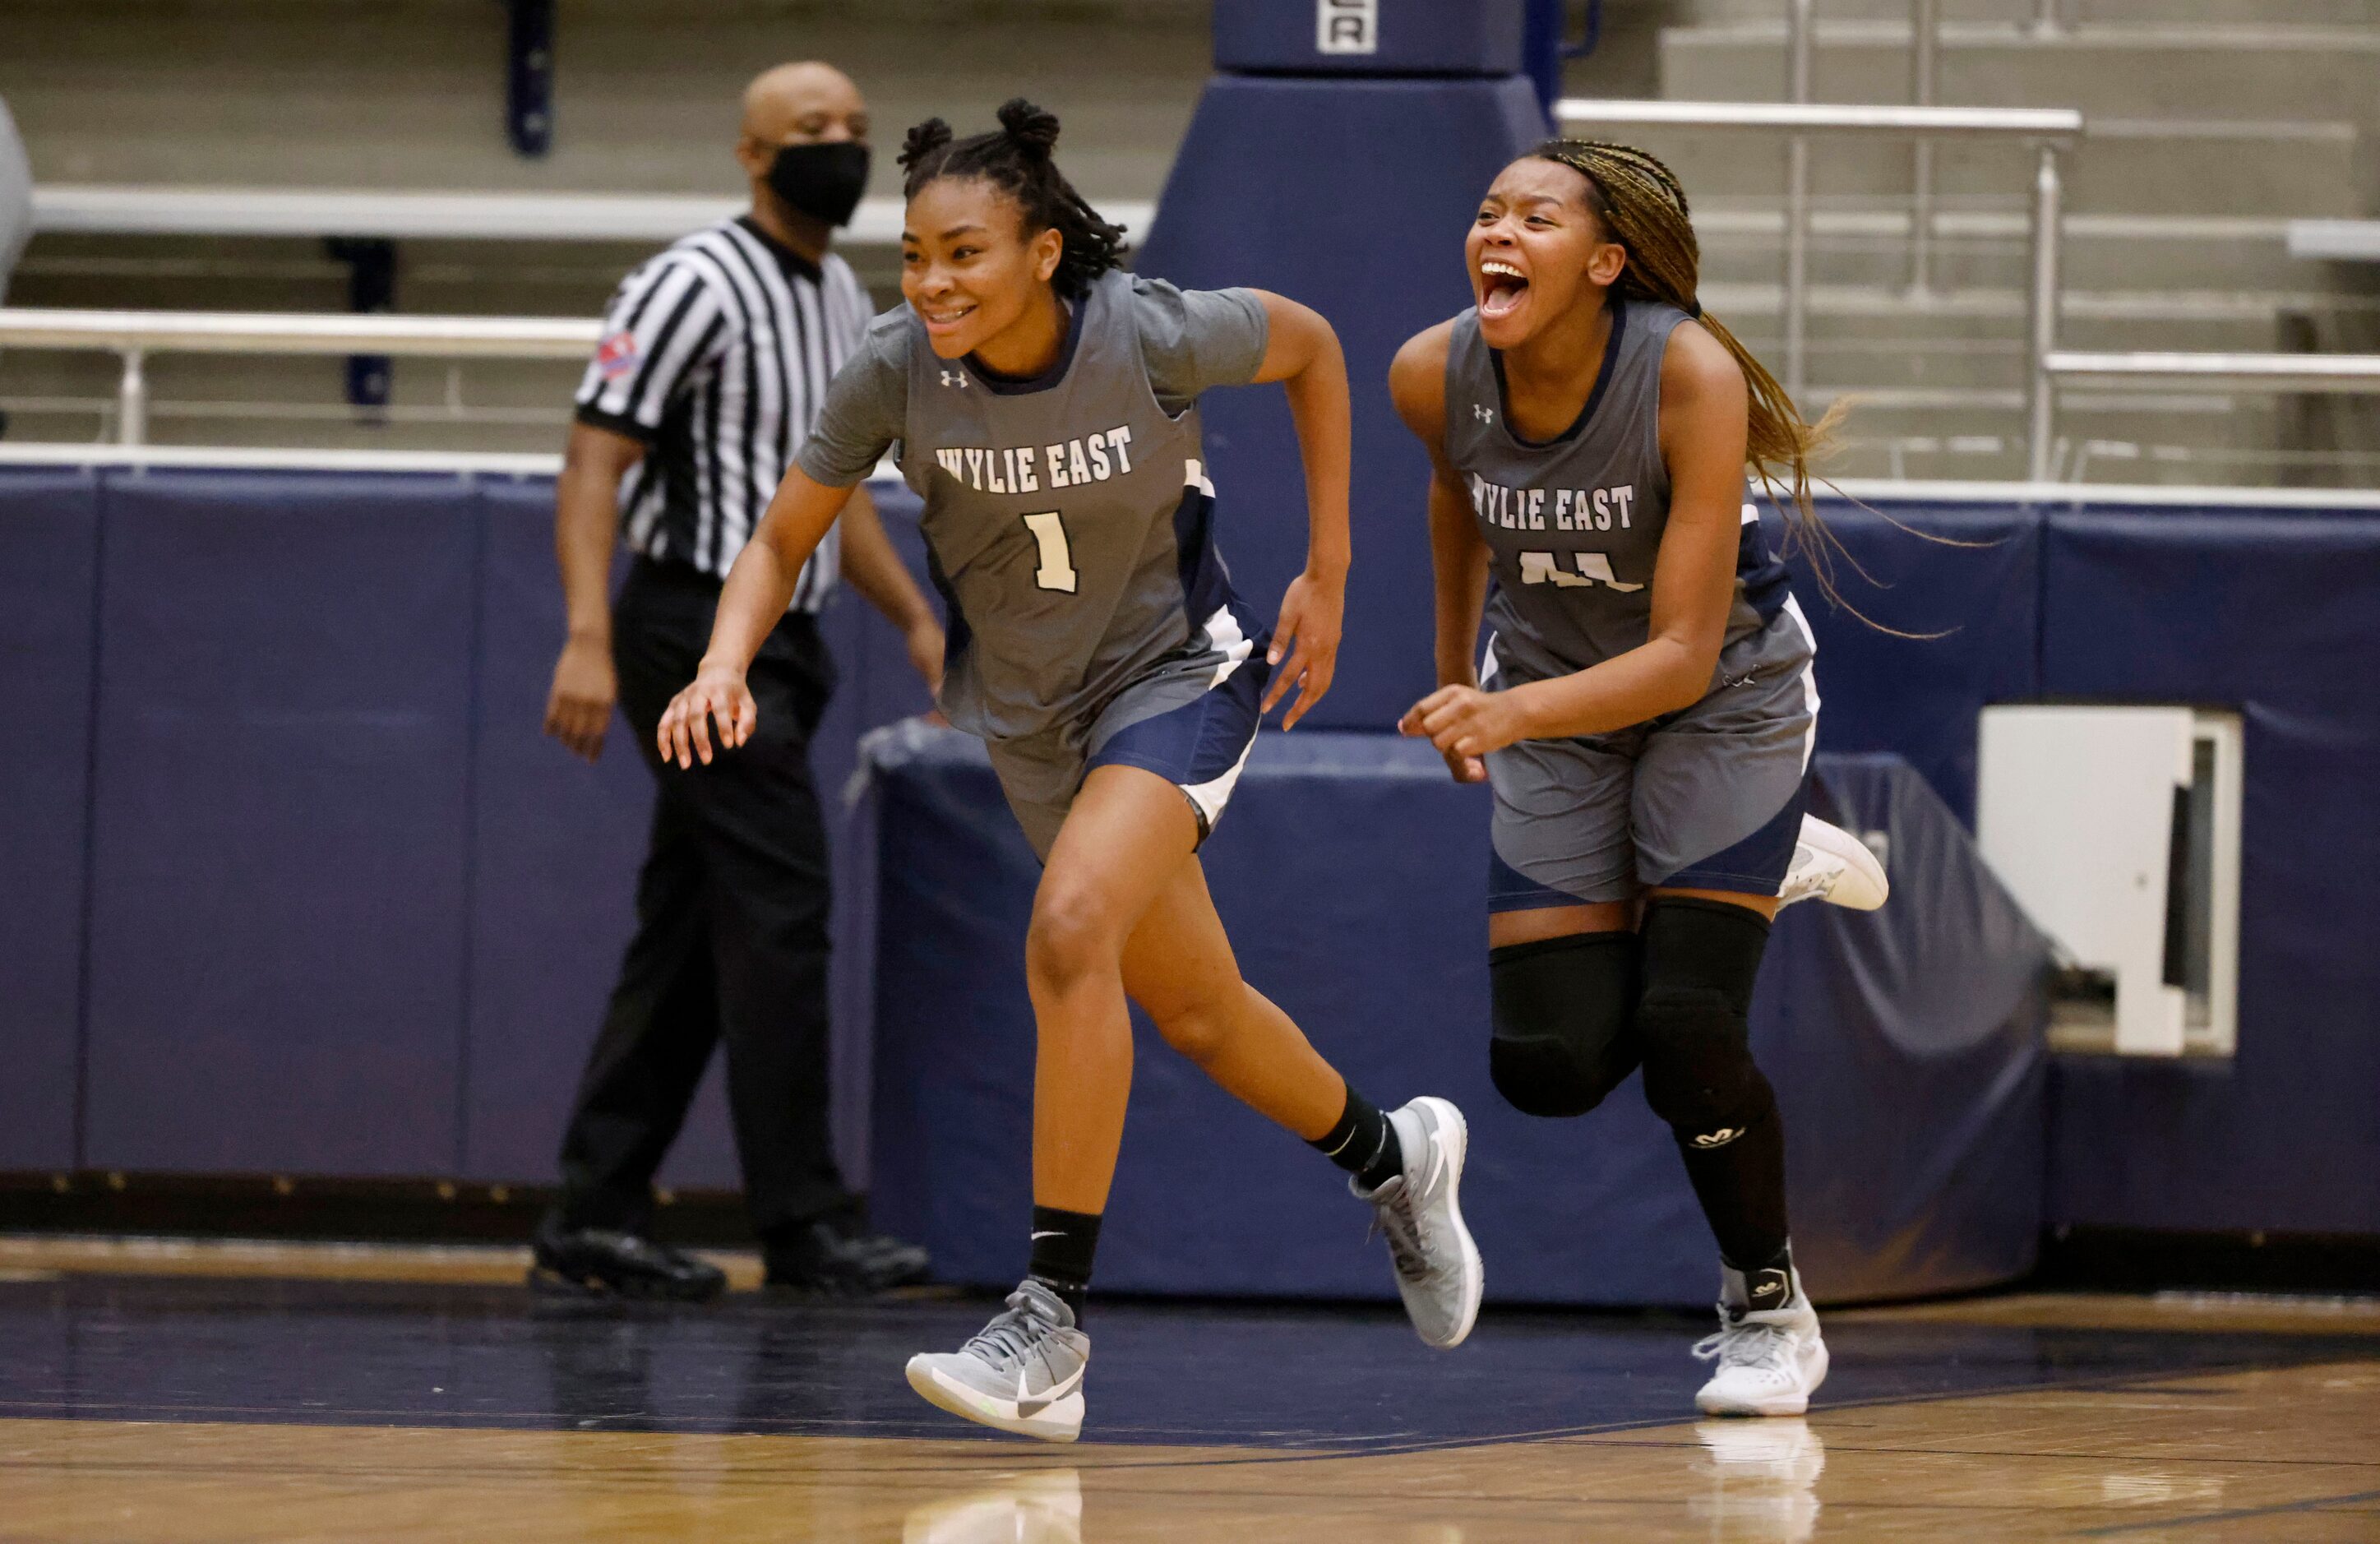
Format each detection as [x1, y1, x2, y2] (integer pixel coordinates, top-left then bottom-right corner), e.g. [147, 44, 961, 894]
[2, 1236, 2375, 1542]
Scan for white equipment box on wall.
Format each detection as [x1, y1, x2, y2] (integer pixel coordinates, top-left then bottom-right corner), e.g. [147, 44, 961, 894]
[1976, 705, 2242, 1057]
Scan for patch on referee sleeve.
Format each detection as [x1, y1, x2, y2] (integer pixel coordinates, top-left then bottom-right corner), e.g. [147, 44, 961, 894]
[595, 332, 640, 379]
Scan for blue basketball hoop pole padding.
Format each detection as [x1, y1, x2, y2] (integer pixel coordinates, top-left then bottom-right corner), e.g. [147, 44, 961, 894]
[1138, 0, 1550, 731]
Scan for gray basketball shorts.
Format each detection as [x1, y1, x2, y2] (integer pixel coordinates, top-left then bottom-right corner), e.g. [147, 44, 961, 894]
[985, 609, 1273, 862]
[1484, 611, 1818, 910]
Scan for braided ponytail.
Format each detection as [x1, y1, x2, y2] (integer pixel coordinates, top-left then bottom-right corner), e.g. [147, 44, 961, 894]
[900, 97, 1127, 298]
[1532, 138, 1849, 588]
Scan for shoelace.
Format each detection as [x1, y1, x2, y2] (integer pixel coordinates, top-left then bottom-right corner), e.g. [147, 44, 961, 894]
[1780, 853, 1840, 904]
[1366, 1176, 1432, 1281]
[961, 1290, 1056, 1368]
[1693, 1318, 1794, 1376]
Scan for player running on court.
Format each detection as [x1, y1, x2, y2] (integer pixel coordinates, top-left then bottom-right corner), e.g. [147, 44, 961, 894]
[657, 100, 1481, 1443]
[1390, 140, 1888, 1417]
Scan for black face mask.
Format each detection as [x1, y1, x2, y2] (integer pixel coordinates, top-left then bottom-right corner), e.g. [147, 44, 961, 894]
[765, 141, 871, 228]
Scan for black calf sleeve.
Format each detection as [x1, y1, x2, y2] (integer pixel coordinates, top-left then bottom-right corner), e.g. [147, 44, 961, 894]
[1682, 1100, 1790, 1274]
[1488, 931, 1639, 1118]
[1636, 897, 1769, 1136]
[1636, 896, 1791, 1270]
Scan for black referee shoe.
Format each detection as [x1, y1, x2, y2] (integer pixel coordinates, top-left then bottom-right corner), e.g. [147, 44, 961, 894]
[763, 1219, 931, 1297]
[530, 1210, 728, 1302]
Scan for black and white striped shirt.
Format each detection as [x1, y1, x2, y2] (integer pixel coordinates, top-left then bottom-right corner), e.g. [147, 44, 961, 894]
[574, 215, 874, 610]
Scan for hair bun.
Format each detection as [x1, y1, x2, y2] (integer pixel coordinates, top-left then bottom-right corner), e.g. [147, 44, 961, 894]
[899, 118, 954, 173]
[996, 98, 1061, 158]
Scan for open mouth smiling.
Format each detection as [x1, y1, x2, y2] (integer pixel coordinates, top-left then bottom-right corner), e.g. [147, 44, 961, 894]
[1479, 258, 1529, 320]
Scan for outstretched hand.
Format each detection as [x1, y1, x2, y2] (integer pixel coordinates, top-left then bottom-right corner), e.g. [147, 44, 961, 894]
[656, 661, 757, 769]
[1398, 684, 1518, 782]
[1260, 570, 1343, 731]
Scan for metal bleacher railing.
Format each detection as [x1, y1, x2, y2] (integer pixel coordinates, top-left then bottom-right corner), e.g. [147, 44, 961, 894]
[1555, 91, 2380, 483]
[0, 308, 600, 448]
[7, 103, 2380, 484]
[21, 189, 1107, 249]
[1555, 95, 2080, 472]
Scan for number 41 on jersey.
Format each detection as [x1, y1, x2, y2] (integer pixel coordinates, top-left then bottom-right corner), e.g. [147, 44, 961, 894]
[1518, 551, 1643, 592]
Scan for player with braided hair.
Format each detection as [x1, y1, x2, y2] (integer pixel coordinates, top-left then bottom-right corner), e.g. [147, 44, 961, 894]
[893, 106, 1128, 298]
[1391, 138, 1889, 1417]
[659, 99, 1481, 1442]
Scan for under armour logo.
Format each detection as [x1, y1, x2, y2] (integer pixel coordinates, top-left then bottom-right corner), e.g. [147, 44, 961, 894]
[1473, 403, 1495, 423]
[940, 370, 969, 389]
[1691, 1127, 1743, 1149]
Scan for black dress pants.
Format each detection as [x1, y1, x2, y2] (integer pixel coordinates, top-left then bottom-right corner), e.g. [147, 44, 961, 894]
[556, 556, 848, 1240]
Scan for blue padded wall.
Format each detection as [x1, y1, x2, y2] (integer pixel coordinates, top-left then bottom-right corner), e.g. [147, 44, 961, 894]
[0, 470, 100, 1172]
[864, 730, 2048, 1306]
[463, 478, 935, 1190]
[3, 463, 926, 1191]
[462, 478, 736, 1190]
[1213, 0, 1527, 73]
[816, 484, 941, 1189]
[82, 473, 477, 1175]
[1137, 73, 1548, 732]
[1789, 756, 2049, 1294]
[1777, 499, 2045, 827]
[8, 459, 2373, 1257]
[2041, 506, 2380, 1237]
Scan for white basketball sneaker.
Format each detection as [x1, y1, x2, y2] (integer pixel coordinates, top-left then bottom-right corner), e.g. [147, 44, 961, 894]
[1777, 816, 1888, 912]
[1353, 1096, 1485, 1350]
[1693, 1260, 1829, 1417]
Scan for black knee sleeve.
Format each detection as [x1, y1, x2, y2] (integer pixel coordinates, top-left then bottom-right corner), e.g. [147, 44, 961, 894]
[1636, 897, 1776, 1144]
[1488, 931, 1639, 1118]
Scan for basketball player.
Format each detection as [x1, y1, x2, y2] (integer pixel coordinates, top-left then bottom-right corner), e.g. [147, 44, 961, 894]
[656, 100, 1481, 1443]
[1391, 141, 1888, 1417]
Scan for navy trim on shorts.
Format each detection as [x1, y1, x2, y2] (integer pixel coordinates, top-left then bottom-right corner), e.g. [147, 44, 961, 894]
[1489, 775, 1809, 909]
[1488, 848, 1601, 913]
[1088, 654, 1270, 839]
[1654, 776, 1809, 897]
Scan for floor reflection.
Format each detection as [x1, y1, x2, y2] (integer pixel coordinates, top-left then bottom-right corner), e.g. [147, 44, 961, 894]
[903, 1469, 1082, 1544]
[1690, 1419, 1824, 1542]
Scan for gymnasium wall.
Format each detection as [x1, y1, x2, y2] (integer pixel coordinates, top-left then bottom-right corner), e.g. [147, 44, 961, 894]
[0, 465, 934, 1195]
[2, 464, 2375, 1244]
[1782, 495, 2380, 1241]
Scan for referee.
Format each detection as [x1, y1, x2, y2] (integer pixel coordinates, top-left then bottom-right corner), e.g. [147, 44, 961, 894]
[535, 61, 941, 1299]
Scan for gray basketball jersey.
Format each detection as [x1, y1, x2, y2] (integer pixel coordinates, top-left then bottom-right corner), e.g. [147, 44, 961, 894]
[880, 270, 1248, 744]
[1443, 296, 1797, 692]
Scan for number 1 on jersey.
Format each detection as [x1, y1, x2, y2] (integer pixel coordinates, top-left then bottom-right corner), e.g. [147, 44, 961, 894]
[1023, 511, 1079, 593]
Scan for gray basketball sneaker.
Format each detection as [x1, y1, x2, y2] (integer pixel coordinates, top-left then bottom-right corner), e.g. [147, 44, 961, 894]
[905, 1278, 1089, 1443]
[1353, 1096, 1484, 1350]
[1777, 816, 1889, 912]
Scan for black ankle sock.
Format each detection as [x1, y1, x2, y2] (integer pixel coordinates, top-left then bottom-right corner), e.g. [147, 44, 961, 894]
[1028, 1205, 1100, 1322]
[1310, 1085, 1404, 1192]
